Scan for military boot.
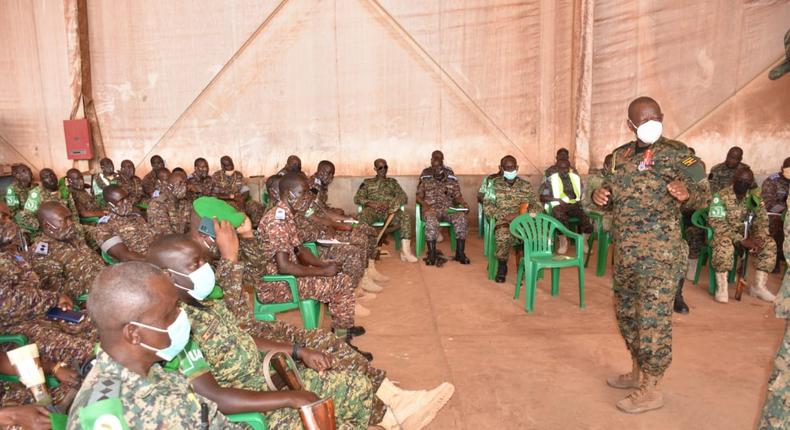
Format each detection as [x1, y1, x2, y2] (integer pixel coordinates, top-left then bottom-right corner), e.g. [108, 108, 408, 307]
[606, 358, 640, 389]
[616, 372, 664, 414]
[367, 259, 390, 282]
[750, 270, 776, 302]
[454, 239, 470, 264]
[425, 241, 437, 266]
[714, 272, 729, 303]
[673, 278, 689, 314]
[377, 378, 455, 430]
[685, 259, 698, 281]
[400, 240, 419, 263]
[495, 260, 508, 283]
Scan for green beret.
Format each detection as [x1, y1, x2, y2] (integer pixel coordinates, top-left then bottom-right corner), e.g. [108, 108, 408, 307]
[192, 197, 245, 228]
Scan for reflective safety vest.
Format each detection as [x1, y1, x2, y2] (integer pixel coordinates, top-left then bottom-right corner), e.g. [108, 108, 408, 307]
[547, 172, 581, 208]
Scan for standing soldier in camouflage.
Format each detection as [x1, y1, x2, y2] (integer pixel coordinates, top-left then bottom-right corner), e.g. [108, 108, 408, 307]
[212, 155, 248, 211]
[117, 159, 145, 206]
[0, 202, 96, 371]
[68, 262, 245, 430]
[5, 164, 35, 216]
[91, 158, 118, 206]
[708, 167, 777, 303]
[66, 169, 105, 219]
[708, 146, 751, 193]
[760, 157, 790, 273]
[417, 161, 471, 266]
[141, 154, 165, 198]
[757, 194, 790, 430]
[355, 158, 419, 263]
[255, 173, 362, 338]
[187, 157, 214, 201]
[592, 97, 709, 414]
[16, 169, 79, 232]
[484, 155, 540, 283]
[29, 202, 105, 300]
[148, 170, 192, 235]
[96, 185, 155, 261]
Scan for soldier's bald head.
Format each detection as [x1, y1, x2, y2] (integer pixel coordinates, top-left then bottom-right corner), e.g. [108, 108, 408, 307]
[37, 201, 70, 226]
[147, 234, 202, 274]
[279, 172, 308, 196]
[627, 97, 662, 125]
[103, 184, 127, 205]
[168, 170, 187, 185]
[89, 262, 168, 333]
[725, 147, 743, 168]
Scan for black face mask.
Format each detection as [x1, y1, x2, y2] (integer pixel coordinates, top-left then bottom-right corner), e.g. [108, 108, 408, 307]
[733, 180, 751, 195]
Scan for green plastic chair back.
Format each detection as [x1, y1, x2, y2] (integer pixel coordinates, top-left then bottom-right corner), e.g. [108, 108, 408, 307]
[509, 213, 585, 313]
[80, 216, 100, 225]
[583, 211, 612, 277]
[414, 203, 456, 257]
[477, 203, 484, 238]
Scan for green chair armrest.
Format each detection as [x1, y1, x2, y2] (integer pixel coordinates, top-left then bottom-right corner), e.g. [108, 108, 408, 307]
[302, 242, 318, 257]
[101, 250, 118, 265]
[0, 334, 29, 346]
[227, 412, 269, 430]
[260, 275, 301, 306]
[79, 216, 100, 224]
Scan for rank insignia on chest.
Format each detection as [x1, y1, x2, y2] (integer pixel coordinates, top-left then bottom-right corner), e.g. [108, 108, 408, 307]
[34, 242, 48, 255]
[637, 149, 654, 171]
[275, 208, 286, 220]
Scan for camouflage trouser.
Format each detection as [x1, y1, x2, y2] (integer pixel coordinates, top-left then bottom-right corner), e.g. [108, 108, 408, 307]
[424, 210, 467, 241]
[613, 261, 680, 377]
[711, 235, 776, 273]
[255, 274, 356, 329]
[336, 225, 377, 261]
[358, 207, 414, 240]
[245, 320, 387, 424]
[682, 211, 704, 259]
[494, 224, 521, 261]
[551, 202, 593, 234]
[245, 200, 267, 228]
[769, 215, 785, 267]
[758, 319, 790, 430]
[319, 244, 365, 288]
[2, 319, 97, 371]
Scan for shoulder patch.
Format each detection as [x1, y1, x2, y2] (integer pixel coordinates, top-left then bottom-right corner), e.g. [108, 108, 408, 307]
[275, 207, 286, 220]
[709, 194, 726, 218]
[33, 242, 48, 255]
[681, 156, 697, 167]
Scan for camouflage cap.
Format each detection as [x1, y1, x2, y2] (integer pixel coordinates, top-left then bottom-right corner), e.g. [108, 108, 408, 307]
[192, 197, 245, 227]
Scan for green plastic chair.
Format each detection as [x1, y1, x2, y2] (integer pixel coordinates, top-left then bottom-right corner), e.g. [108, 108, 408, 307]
[414, 204, 457, 257]
[254, 243, 321, 330]
[79, 216, 100, 225]
[486, 216, 498, 280]
[228, 412, 269, 430]
[691, 207, 745, 295]
[477, 203, 485, 238]
[510, 213, 585, 313]
[101, 250, 118, 265]
[583, 211, 612, 277]
[50, 413, 67, 430]
[356, 205, 402, 250]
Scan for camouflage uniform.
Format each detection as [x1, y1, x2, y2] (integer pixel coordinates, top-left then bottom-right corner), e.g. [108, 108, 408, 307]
[117, 175, 144, 206]
[761, 172, 789, 266]
[419, 166, 454, 182]
[141, 170, 159, 198]
[148, 193, 192, 236]
[67, 350, 242, 430]
[294, 208, 365, 288]
[180, 298, 374, 429]
[29, 235, 104, 300]
[187, 174, 215, 201]
[708, 187, 776, 273]
[215, 257, 388, 423]
[483, 176, 539, 260]
[0, 249, 96, 370]
[354, 176, 413, 240]
[94, 213, 155, 255]
[70, 188, 102, 217]
[91, 172, 117, 206]
[4, 182, 34, 215]
[211, 171, 246, 211]
[15, 187, 79, 232]
[708, 162, 751, 194]
[245, 199, 268, 229]
[417, 177, 468, 241]
[597, 137, 709, 377]
[253, 202, 357, 329]
[758, 196, 790, 429]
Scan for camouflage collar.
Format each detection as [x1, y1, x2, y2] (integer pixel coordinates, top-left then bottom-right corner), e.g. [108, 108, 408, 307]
[93, 350, 170, 398]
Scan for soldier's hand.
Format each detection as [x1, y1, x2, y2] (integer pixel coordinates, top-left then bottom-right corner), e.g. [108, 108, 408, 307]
[299, 348, 333, 372]
[214, 219, 240, 263]
[592, 188, 611, 206]
[318, 263, 339, 276]
[236, 216, 254, 239]
[57, 295, 73, 311]
[740, 237, 760, 251]
[667, 180, 689, 202]
[335, 223, 352, 232]
[0, 405, 52, 430]
[53, 364, 79, 385]
[287, 391, 321, 409]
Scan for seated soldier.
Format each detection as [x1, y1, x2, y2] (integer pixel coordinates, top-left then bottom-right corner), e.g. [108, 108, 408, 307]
[709, 146, 751, 194]
[1, 349, 81, 419]
[484, 156, 540, 283]
[416, 161, 471, 266]
[66, 169, 105, 219]
[540, 159, 594, 253]
[16, 169, 79, 232]
[152, 167, 171, 198]
[116, 159, 145, 206]
[212, 155, 248, 211]
[30, 202, 105, 300]
[5, 164, 35, 216]
[68, 262, 245, 429]
[141, 154, 166, 198]
[0, 202, 96, 372]
[709, 166, 777, 303]
[761, 157, 790, 273]
[542, 148, 578, 179]
[96, 185, 155, 262]
[90, 158, 118, 206]
[187, 157, 214, 201]
[274, 155, 303, 177]
[418, 150, 455, 183]
[148, 170, 191, 235]
[355, 158, 419, 263]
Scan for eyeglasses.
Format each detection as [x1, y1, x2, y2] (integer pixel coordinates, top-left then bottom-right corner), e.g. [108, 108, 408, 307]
[376, 165, 388, 170]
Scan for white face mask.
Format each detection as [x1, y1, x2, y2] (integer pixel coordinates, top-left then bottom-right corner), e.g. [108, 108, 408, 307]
[130, 309, 191, 362]
[169, 263, 216, 301]
[782, 167, 790, 180]
[503, 170, 518, 180]
[630, 119, 663, 144]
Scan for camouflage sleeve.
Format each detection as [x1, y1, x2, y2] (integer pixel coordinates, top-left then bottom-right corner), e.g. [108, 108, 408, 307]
[353, 182, 369, 207]
[29, 253, 66, 293]
[675, 151, 710, 212]
[393, 181, 408, 209]
[775, 201, 790, 318]
[449, 181, 464, 205]
[526, 182, 541, 214]
[752, 199, 771, 240]
[593, 153, 615, 212]
[239, 232, 268, 276]
[215, 258, 250, 323]
[147, 201, 172, 236]
[760, 178, 784, 214]
[0, 281, 60, 322]
[785, 196, 790, 260]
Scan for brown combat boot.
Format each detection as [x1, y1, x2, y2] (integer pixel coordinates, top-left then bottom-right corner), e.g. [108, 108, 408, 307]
[616, 372, 664, 414]
[606, 359, 640, 389]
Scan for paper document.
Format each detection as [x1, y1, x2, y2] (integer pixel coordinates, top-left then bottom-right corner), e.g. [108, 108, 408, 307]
[317, 239, 350, 245]
[342, 219, 359, 224]
[448, 207, 469, 212]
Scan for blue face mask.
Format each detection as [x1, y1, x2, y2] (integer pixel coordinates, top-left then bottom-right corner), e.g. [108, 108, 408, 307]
[130, 309, 191, 361]
[169, 263, 216, 301]
[503, 170, 518, 180]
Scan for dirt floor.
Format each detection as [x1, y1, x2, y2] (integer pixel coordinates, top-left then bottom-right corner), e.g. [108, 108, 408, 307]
[282, 233, 785, 429]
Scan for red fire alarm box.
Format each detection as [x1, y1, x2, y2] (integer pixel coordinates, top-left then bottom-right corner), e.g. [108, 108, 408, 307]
[63, 119, 93, 160]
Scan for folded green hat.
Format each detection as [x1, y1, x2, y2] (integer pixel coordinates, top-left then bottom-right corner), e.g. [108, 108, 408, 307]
[193, 197, 245, 228]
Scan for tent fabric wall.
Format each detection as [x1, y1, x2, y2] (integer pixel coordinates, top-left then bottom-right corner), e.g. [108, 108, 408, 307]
[0, 0, 788, 178]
